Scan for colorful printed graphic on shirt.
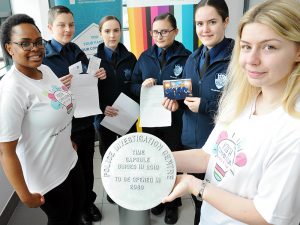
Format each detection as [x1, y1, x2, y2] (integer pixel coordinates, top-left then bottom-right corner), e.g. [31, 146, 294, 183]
[212, 131, 247, 182]
[47, 85, 74, 114]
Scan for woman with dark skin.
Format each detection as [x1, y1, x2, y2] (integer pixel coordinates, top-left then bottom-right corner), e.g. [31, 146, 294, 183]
[0, 14, 85, 225]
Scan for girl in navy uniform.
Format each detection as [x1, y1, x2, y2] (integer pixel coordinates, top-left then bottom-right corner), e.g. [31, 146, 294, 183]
[43, 6, 106, 224]
[94, 16, 137, 202]
[163, 1, 234, 224]
[131, 13, 191, 225]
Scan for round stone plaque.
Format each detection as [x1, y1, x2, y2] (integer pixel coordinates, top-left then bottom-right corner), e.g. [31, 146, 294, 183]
[101, 132, 176, 211]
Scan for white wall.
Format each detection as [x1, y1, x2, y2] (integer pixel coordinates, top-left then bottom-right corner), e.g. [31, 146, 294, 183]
[225, 0, 244, 39]
[249, 0, 264, 8]
[10, 0, 50, 40]
[0, 167, 14, 215]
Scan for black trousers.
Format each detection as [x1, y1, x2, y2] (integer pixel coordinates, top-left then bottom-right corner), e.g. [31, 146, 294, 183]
[72, 126, 96, 209]
[143, 126, 183, 208]
[98, 123, 137, 158]
[40, 161, 86, 225]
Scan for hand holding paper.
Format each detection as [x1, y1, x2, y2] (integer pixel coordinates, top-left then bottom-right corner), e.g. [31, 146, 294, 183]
[59, 74, 73, 88]
[100, 93, 139, 136]
[142, 78, 157, 87]
[87, 56, 106, 80]
[94, 67, 106, 80]
[184, 97, 200, 113]
[162, 97, 179, 112]
[68, 61, 83, 75]
[104, 106, 119, 117]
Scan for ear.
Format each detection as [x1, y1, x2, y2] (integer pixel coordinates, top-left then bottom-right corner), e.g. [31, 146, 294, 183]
[48, 24, 53, 33]
[174, 28, 179, 36]
[5, 43, 14, 56]
[296, 45, 300, 62]
[224, 17, 229, 29]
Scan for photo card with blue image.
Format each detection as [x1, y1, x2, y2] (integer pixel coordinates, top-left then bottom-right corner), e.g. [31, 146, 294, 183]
[163, 79, 192, 100]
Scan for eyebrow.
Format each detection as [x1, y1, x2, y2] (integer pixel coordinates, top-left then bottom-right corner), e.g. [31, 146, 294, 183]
[15, 37, 42, 42]
[104, 28, 120, 30]
[195, 18, 217, 22]
[152, 28, 173, 31]
[240, 39, 282, 44]
[57, 22, 74, 24]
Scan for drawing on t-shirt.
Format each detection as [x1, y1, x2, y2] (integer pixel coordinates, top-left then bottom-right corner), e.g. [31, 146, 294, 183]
[47, 85, 74, 114]
[212, 131, 247, 182]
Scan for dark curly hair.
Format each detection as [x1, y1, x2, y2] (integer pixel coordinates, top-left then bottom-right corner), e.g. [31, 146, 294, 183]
[0, 14, 40, 59]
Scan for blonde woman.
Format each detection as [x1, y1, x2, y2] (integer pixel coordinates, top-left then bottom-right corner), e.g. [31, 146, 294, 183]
[163, 0, 300, 224]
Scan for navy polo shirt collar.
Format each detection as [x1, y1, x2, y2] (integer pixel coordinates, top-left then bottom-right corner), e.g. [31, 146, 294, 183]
[157, 43, 175, 61]
[104, 46, 119, 61]
[208, 37, 228, 61]
[199, 37, 229, 68]
[51, 39, 64, 53]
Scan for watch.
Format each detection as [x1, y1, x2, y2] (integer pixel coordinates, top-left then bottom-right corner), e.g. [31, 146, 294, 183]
[197, 179, 208, 201]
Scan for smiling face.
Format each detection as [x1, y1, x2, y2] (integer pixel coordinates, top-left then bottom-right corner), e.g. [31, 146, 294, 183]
[100, 19, 121, 51]
[151, 19, 178, 50]
[195, 5, 228, 49]
[5, 23, 45, 76]
[239, 22, 300, 93]
[48, 13, 74, 45]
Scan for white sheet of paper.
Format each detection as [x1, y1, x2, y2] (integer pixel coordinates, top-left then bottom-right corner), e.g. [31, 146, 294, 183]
[87, 56, 101, 75]
[100, 93, 140, 136]
[140, 85, 171, 127]
[71, 73, 102, 118]
[69, 61, 83, 75]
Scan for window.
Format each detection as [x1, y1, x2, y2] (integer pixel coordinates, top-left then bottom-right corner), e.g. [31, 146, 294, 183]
[0, 0, 12, 70]
[122, 0, 130, 50]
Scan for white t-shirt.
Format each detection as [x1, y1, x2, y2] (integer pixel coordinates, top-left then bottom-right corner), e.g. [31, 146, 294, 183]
[200, 101, 300, 225]
[0, 65, 77, 195]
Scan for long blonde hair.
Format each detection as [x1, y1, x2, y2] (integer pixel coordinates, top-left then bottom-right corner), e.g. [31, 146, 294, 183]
[216, 0, 300, 124]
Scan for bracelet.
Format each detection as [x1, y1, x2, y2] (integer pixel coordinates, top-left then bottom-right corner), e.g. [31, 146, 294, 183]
[198, 179, 208, 201]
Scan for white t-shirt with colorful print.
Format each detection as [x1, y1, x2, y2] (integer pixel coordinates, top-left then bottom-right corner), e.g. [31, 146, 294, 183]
[0, 64, 77, 195]
[200, 101, 300, 225]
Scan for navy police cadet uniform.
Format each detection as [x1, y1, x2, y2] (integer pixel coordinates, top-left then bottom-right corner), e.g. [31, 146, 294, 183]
[95, 42, 137, 158]
[131, 40, 191, 209]
[181, 37, 234, 149]
[181, 37, 234, 225]
[43, 39, 96, 213]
